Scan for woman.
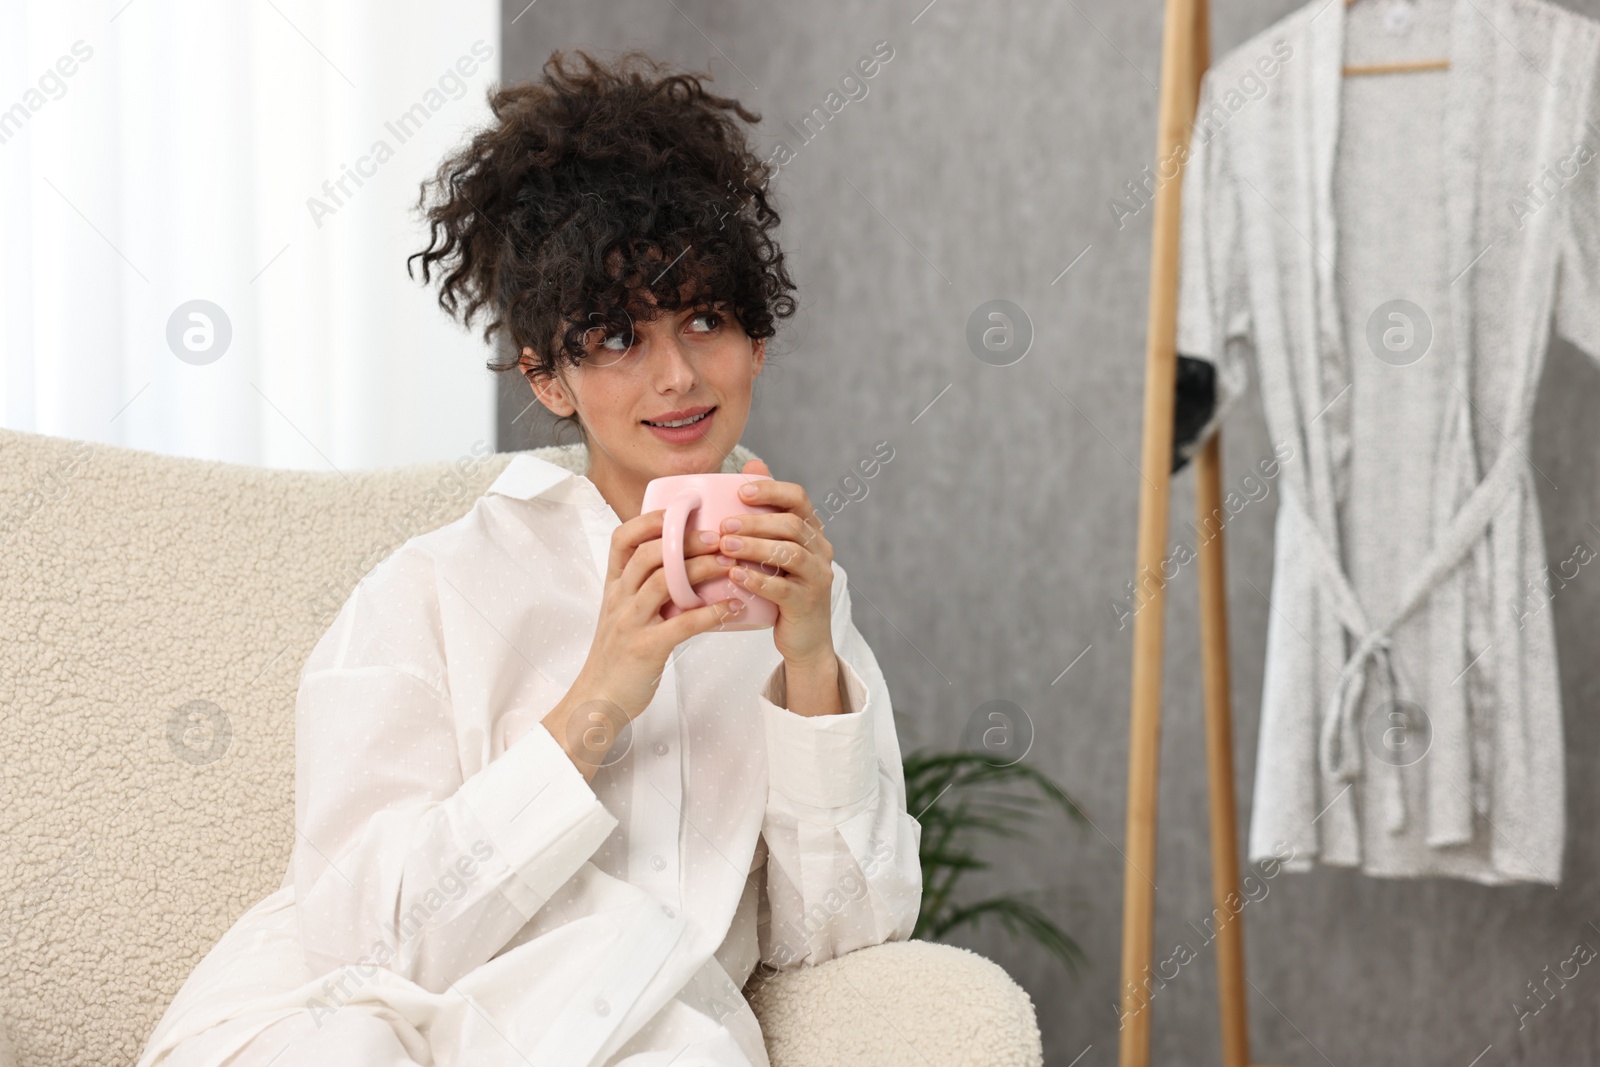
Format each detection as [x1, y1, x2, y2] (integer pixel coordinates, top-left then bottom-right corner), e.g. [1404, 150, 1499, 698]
[136, 48, 923, 1067]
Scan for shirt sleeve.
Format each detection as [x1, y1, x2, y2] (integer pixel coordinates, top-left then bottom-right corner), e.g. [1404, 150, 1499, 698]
[753, 560, 924, 971]
[292, 545, 619, 995]
[1174, 67, 1253, 468]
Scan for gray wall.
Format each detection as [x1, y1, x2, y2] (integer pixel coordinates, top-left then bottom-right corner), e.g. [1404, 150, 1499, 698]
[497, 3, 1600, 1065]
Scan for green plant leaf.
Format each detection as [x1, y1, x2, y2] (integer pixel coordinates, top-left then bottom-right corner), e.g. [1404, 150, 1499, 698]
[904, 741, 1088, 979]
[931, 896, 1086, 975]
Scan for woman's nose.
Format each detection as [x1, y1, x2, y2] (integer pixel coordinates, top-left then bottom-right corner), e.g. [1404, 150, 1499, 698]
[651, 337, 698, 388]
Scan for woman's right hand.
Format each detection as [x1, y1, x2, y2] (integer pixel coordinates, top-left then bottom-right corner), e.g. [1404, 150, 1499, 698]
[543, 507, 745, 778]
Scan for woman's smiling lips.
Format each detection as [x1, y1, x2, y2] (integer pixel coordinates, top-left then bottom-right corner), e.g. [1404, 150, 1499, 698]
[642, 404, 717, 443]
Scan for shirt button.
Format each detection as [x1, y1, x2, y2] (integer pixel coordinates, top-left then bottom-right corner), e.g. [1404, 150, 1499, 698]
[653, 741, 668, 756]
[651, 854, 667, 871]
[594, 997, 610, 1016]
[661, 904, 676, 918]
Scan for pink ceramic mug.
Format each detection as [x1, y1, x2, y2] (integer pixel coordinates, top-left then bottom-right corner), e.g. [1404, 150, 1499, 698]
[642, 472, 780, 631]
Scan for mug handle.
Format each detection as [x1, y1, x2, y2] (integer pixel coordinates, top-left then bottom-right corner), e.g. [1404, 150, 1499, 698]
[661, 490, 705, 610]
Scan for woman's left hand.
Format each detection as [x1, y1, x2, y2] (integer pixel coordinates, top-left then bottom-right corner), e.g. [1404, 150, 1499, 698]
[717, 458, 835, 666]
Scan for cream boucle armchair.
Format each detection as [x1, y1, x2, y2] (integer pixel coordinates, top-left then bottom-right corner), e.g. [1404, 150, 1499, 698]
[0, 427, 1043, 1067]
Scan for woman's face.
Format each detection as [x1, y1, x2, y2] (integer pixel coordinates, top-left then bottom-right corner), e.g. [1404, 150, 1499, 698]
[523, 294, 765, 507]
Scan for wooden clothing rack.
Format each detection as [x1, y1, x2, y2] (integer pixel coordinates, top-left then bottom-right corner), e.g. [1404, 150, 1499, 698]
[1117, 1, 1271, 1065]
[1119, 2, 1448, 1064]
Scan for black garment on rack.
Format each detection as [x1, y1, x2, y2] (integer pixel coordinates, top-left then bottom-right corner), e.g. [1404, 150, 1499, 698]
[1171, 353, 1215, 473]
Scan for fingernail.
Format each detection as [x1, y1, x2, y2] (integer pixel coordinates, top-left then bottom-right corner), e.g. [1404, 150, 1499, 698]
[722, 536, 743, 551]
[728, 598, 745, 612]
[717, 554, 735, 565]
[698, 531, 718, 545]
[721, 517, 741, 533]
[740, 484, 758, 497]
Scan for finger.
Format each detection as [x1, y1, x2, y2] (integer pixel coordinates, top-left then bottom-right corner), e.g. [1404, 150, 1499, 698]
[684, 527, 724, 556]
[607, 509, 666, 584]
[639, 552, 734, 614]
[734, 482, 828, 554]
[717, 533, 817, 579]
[660, 595, 749, 643]
[623, 525, 727, 600]
[729, 566, 802, 603]
[619, 532, 667, 596]
[731, 477, 821, 527]
[714, 511, 821, 553]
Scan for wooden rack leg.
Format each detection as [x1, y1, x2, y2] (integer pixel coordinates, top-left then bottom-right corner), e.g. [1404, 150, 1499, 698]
[1117, 0, 1216, 1066]
[1184, 7, 1254, 1062]
[1195, 432, 1251, 1067]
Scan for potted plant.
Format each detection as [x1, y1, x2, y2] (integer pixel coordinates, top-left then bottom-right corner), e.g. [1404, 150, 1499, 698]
[903, 739, 1088, 975]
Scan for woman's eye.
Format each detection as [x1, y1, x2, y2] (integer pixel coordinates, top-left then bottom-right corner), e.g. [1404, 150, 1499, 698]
[584, 309, 722, 355]
[584, 325, 631, 352]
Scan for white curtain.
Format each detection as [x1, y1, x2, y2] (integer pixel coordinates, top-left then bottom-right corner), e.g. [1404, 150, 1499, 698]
[0, 0, 501, 470]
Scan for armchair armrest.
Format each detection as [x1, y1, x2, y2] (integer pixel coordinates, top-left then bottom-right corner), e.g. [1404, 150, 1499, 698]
[745, 940, 1043, 1067]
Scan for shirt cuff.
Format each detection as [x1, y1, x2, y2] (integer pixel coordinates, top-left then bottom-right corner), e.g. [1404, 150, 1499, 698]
[457, 716, 620, 920]
[760, 656, 879, 812]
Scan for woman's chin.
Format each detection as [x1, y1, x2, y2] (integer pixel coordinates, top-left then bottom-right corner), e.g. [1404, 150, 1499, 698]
[649, 446, 727, 476]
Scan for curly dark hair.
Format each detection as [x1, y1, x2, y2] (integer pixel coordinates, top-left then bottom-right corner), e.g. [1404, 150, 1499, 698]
[407, 48, 798, 441]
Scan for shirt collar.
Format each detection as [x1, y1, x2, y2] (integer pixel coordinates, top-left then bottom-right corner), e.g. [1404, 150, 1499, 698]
[485, 445, 591, 502]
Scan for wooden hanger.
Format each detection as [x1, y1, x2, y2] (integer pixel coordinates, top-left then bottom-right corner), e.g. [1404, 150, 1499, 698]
[1342, 0, 1451, 76]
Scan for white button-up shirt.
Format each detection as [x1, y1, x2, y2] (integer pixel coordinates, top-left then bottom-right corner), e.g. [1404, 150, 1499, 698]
[137, 449, 924, 1067]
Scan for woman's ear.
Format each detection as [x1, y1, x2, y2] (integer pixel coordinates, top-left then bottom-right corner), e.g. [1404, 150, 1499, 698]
[753, 337, 766, 377]
[522, 346, 578, 417]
